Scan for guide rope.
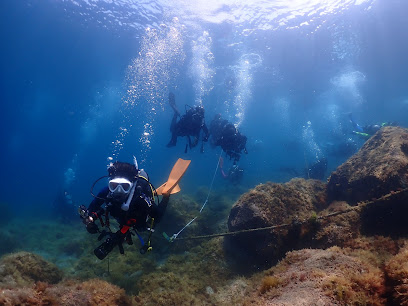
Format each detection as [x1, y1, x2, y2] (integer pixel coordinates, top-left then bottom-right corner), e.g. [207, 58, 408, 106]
[164, 149, 223, 242]
[171, 187, 408, 241]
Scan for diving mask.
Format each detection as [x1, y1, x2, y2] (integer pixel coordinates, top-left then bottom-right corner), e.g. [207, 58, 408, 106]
[108, 177, 133, 194]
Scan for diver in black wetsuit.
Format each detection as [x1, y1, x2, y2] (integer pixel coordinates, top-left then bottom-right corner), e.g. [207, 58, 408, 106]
[79, 161, 170, 259]
[209, 114, 248, 163]
[166, 92, 209, 153]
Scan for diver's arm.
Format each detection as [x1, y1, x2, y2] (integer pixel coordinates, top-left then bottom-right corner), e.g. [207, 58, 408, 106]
[88, 186, 109, 214]
[82, 187, 109, 234]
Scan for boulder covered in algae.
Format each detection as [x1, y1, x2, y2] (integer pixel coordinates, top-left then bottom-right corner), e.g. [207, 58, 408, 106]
[226, 126, 408, 267]
[226, 178, 327, 267]
[327, 126, 408, 204]
[327, 126, 408, 237]
[0, 279, 131, 306]
[0, 252, 63, 287]
[0, 251, 131, 306]
[312, 200, 361, 248]
[243, 247, 386, 306]
[384, 244, 408, 305]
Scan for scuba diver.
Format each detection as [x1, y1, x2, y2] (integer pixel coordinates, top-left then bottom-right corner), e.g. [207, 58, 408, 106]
[348, 113, 397, 139]
[166, 92, 209, 153]
[79, 157, 190, 260]
[219, 157, 244, 185]
[209, 114, 228, 148]
[209, 114, 248, 163]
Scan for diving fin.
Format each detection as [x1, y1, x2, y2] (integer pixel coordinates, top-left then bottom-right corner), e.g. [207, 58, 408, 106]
[156, 158, 191, 196]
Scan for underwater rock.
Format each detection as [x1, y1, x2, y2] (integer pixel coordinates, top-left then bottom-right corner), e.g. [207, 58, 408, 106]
[48, 279, 131, 305]
[313, 201, 361, 248]
[0, 279, 131, 306]
[359, 188, 408, 236]
[226, 178, 327, 268]
[0, 252, 63, 287]
[384, 244, 408, 305]
[327, 126, 408, 204]
[212, 278, 249, 305]
[244, 247, 386, 306]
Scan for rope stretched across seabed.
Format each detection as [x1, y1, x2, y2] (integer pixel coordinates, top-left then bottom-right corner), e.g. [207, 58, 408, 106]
[163, 149, 223, 242]
[171, 187, 408, 241]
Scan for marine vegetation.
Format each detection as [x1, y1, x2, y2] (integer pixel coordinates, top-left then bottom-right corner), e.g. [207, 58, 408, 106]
[2, 127, 408, 305]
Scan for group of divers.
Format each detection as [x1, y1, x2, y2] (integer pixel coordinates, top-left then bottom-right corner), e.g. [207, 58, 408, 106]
[55, 94, 397, 260]
[57, 93, 248, 260]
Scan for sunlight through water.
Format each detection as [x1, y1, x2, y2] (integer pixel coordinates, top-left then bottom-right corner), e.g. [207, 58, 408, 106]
[109, 19, 185, 163]
[63, 0, 374, 32]
[62, 0, 374, 161]
[188, 31, 215, 106]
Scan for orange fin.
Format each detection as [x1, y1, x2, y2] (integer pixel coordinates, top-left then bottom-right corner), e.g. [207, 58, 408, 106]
[156, 158, 191, 196]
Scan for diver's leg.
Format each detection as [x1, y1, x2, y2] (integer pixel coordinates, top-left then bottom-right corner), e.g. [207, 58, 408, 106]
[167, 114, 178, 147]
[167, 132, 177, 147]
[167, 134, 177, 147]
[169, 92, 180, 116]
[187, 136, 192, 149]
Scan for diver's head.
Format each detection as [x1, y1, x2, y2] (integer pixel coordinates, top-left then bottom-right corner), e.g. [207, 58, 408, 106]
[107, 162, 138, 199]
[108, 162, 138, 181]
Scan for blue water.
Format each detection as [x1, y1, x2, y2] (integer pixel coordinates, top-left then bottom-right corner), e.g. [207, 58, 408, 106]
[1, 0, 407, 217]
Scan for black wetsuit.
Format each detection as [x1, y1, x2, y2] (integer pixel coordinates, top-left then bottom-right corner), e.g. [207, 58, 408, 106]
[168, 106, 209, 148]
[88, 178, 168, 232]
[210, 119, 248, 162]
[209, 116, 229, 147]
